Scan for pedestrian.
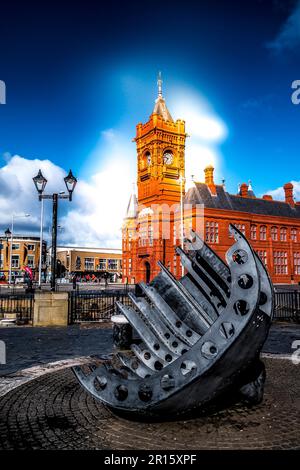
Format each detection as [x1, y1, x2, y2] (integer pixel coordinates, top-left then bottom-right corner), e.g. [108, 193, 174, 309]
[72, 275, 77, 290]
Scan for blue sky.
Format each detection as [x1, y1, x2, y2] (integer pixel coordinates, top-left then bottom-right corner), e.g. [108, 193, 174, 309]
[0, 0, 299, 246]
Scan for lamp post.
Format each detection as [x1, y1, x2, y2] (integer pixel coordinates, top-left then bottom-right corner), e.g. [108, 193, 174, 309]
[33, 169, 77, 291]
[4, 228, 11, 280]
[32, 169, 47, 288]
[8, 214, 30, 285]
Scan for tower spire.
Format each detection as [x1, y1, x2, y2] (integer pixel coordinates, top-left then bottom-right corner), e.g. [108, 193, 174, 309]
[157, 71, 163, 98]
[153, 72, 173, 121]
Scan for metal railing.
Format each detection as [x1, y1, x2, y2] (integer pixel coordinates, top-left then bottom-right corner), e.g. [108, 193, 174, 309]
[274, 291, 300, 322]
[68, 288, 134, 324]
[0, 292, 34, 324]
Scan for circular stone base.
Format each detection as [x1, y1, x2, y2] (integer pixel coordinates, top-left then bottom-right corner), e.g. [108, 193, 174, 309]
[0, 358, 299, 450]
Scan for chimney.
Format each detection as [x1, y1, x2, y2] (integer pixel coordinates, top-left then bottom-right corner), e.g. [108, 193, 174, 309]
[284, 182, 294, 206]
[240, 182, 248, 198]
[262, 195, 273, 201]
[204, 165, 216, 195]
[204, 165, 214, 185]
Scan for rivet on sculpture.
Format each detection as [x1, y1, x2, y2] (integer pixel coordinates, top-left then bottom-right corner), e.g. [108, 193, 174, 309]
[73, 225, 274, 418]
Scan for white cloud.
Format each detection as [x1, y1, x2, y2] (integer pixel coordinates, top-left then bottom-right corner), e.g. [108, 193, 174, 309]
[0, 153, 134, 248]
[267, 1, 300, 52]
[169, 88, 227, 188]
[0, 155, 66, 230]
[266, 180, 300, 200]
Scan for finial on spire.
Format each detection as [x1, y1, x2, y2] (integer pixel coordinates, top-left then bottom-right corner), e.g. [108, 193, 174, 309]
[157, 71, 163, 98]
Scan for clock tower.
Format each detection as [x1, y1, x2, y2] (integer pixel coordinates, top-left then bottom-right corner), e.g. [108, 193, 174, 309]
[122, 74, 187, 284]
[135, 72, 186, 207]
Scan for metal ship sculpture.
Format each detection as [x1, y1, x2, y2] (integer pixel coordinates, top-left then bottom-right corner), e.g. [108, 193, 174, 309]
[73, 225, 274, 418]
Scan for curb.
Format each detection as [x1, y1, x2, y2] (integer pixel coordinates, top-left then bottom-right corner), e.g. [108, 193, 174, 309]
[0, 353, 294, 399]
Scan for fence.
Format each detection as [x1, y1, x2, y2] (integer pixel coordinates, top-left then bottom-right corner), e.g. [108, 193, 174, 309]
[68, 289, 133, 324]
[0, 288, 299, 325]
[0, 292, 34, 324]
[274, 291, 300, 322]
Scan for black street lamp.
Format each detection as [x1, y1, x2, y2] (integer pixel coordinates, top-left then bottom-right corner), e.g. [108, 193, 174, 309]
[4, 228, 11, 240]
[4, 228, 11, 274]
[33, 168, 77, 291]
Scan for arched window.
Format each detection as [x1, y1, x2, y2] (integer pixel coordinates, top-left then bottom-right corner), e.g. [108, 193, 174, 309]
[250, 225, 257, 240]
[260, 225, 267, 241]
[291, 228, 297, 242]
[280, 227, 287, 242]
[144, 151, 151, 166]
[271, 226, 278, 241]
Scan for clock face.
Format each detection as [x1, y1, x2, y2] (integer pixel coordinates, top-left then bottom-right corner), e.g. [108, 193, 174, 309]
[163, 152, 173, 165]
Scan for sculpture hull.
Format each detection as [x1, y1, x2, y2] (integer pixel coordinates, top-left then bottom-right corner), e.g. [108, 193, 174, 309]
[73, 225, 274, 419]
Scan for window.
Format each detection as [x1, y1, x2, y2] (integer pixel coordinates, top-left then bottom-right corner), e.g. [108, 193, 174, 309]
[291, 229, 297, 242]
[229, 223, 245, 237]
[138, 224, 148, 247]
[257, 250, 267, 267]
[12, 243, 20, 250]
[97, 259, 106, 270]
[108, 259, 118, 270]
[273, 251, 288, 275]
[0, 254, 3, 269]
[12, 255, 19, 268]
[27, 255, 34, 268]
[128, 258, 132, 275]
[294, 253, 300, 275]
[250, 225, 257, 240]
[280, 227, 287, 242]
[260, 225, 267, 241]
[148, 225, 153, 247]
[271, 226, 278, 241]
[27, 244, 35, 251]
[84, 257, 94, 271]
[206, 221, 219, 243]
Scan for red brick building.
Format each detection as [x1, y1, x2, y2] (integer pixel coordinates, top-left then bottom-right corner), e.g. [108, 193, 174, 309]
[122, 77, 300, 285]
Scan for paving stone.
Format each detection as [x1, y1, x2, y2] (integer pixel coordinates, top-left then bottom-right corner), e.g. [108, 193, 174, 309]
[0, 357, 299, 450]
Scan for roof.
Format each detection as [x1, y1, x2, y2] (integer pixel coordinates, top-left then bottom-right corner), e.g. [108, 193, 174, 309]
[126, 192, 138, 219]
[153, 96, 173, 122]
[54, 247, 122, 255]
[185, 183, 300, 220]
[0, 235, 43, 242]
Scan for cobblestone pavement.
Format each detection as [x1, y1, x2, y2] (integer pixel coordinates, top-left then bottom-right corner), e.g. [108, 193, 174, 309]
[0, 322, 299, 378]
[0, 357, 299, 450]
